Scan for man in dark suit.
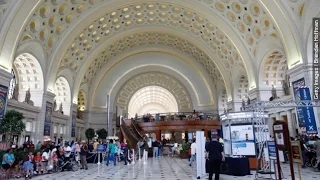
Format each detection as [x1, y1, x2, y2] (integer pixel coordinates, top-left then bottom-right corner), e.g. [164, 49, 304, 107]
[205, 131, 225, 180]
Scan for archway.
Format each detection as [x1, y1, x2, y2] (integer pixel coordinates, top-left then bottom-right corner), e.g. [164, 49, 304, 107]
[128, 86, 179, 117]
[11, 53, 44, 107]
[234, 75, 249, 111]
[77, 90, 86, 111]
[54, 77, 71, 115]
[115, 72, 192, 115]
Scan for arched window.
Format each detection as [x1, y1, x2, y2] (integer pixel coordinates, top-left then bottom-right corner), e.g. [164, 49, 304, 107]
[8, 69, 16, 99]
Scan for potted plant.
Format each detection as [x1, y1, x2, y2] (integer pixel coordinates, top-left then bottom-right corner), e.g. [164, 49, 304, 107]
[179, 141, 190, 159]
[85, 128, 95, 142]
[0, 110, 25, 144]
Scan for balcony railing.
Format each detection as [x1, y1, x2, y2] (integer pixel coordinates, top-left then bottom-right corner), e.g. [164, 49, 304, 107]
[128, 112, 220, 123]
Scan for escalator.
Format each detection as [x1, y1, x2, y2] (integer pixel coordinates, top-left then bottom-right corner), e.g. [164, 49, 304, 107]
[131, 119, 144, 139]
[120, 119, 141, 149]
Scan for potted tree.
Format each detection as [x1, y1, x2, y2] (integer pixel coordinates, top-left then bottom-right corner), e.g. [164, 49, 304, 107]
[179, 141, 190, 159]
[0, 110, 25, 144]
[85, 128, 95, 142]
[96, 128, 107, 140]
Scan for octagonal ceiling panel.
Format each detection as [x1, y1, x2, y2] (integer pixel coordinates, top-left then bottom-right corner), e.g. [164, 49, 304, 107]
[80, 32, 229, 86]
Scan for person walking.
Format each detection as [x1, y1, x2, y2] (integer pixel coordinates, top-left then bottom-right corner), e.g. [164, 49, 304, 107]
[189, 139, 196, 166]
[80, 141, 88, 170]
[152, 139, 159, 158]
[106, 139, 116, 166]
[313, 136, 320, 169]
[205, 132, 225, 180]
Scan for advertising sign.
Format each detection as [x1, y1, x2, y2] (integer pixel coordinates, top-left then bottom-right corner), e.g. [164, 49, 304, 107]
[222, 124, 231, 155]
[230, 125, 255, 156]
[0, 84, 8, 125]
[275, 132, 284, 146]
[267, 141, 276, 160]
[71, 111, 76, 137]
[291, 141, 302, 164]
[297, 87, 318, 134]
[43, 101, 53, 136]
[292, 78, 306, 129]
[97, 144, 106, 152]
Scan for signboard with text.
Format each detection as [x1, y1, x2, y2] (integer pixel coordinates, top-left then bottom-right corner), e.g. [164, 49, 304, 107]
[71, 111, 76, 137]
[291, 141, 302, 164]
[292, 78, 306, 129]
[297, 87, 318, 134]
[0, 84, 8, 125]
[267, 141, 276, 160]
[43, 101, 53, 136]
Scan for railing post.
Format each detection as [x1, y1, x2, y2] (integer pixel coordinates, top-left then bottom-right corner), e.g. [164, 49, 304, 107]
[132, 148, 135, 164]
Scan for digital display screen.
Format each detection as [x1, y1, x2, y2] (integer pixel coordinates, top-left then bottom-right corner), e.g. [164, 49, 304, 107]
[230, 125, 255, 156]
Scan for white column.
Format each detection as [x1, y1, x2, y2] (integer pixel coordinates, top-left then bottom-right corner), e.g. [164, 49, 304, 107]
[0, 68, 12, 88]
[275, 112, 281, 120]
[67, 103, 77, 140]
[287, 110, 295, 138]
[34, 91, 55, 143]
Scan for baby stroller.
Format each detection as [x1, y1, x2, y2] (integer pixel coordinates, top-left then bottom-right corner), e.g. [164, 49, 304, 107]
[56, 152, 79, 172]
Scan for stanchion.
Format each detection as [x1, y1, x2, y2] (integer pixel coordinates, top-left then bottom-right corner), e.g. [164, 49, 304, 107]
[297, 164, 302, 180]
[97, 152, 101, 165]
[132, 149, 135, 164]
[143, 150, 147, 164]
[138, 148, 141, 161]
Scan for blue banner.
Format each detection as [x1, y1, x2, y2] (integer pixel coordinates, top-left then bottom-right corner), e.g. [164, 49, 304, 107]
[97, 144, 106, 152]
[267, 141, 276, 160]
[44, 101, 53, 136]
[292, 78, 306, 128]
[0, 84, 8, 125]
[71, 111, 76, 137]
[298, 87, 318, 134]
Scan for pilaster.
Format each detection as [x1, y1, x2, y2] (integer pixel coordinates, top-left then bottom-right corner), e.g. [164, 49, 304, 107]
[0, 68, 12, 88]
[248, 88, 260, 101]
[35, 91, 55, 143]
[67, 103, 77, 140]
[287, 110, 296, 138]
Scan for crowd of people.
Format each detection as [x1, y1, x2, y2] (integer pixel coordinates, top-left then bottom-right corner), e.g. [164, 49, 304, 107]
[1, 140, 90, 180]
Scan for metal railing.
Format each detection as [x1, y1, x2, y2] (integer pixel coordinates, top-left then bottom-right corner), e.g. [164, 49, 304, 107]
[127, 111, 220, 123]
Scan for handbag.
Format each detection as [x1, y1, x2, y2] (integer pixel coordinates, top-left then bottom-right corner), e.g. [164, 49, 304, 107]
[46, 161, 53, 171]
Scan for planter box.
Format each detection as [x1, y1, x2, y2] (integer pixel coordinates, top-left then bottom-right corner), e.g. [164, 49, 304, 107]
[179, 151, 189, 159]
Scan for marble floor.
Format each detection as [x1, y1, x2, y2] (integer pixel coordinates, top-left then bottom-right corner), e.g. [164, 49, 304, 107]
[26, 157, 320, 180]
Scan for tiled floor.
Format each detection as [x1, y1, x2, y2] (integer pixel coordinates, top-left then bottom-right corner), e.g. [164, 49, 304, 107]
[27, 157, 320, 180]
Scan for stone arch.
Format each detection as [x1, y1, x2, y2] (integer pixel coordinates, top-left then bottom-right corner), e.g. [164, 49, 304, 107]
[258, 0, 303, 67]
[218, 88, 227, 114]
[77, 90, 86, 111]
[259, 50, 288, 88]
[115, 72, 192, 115]
[128, 86, 179, 117]
[54, 76, 71, 115]
[12, 53, 44, 107]
[234, 75, 249, 110]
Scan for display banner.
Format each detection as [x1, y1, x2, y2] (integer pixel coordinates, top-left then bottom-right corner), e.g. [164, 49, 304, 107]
[97, 144, 106, 152]
[313, 18, 320, 100]
[0, 84, 8, 125]
[291, 141, 302, 164]
[267, 141, 276, 160]
[71, 111, 76, 137]
[292, 78, 306, 128]
[230, 125, 255, 156]
[43, 101, 53, 136]
[298, 87, 318, 134]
